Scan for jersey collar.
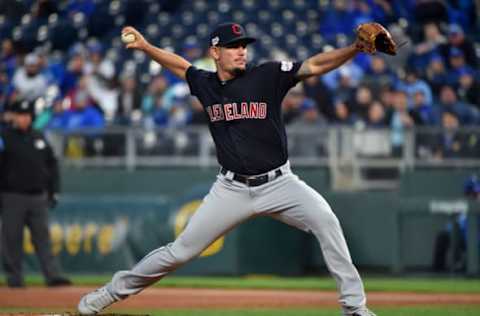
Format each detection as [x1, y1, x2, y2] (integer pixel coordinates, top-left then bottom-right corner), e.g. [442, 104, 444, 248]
[215, 63, 253, 86]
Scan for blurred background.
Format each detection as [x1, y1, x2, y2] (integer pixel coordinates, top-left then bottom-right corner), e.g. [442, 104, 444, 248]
[0, 0, 479, 278]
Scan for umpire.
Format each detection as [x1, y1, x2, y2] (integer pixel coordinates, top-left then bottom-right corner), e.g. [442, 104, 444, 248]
[0, 99, 71, 287]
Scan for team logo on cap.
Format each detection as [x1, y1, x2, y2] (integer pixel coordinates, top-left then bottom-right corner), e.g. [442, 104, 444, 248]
[35, 139, 46, 150]
[211, 36, 220, 46]
[232, 24, 242, 35]
[281, 61, 293, 72]
[21, 101, 29, 110]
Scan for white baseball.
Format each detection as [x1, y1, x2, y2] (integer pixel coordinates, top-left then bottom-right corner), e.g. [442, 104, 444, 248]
[121, 32, 136, 44]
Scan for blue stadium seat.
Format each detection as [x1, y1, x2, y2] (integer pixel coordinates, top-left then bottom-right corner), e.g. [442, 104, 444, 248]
[148, 2, 161, 14]
[196, 23, 210, 38]
[281, 9, 296, 25]
[191, 0, 207, 13]
[257, 9, 271, 21]
[157, 12, 171, 27]
[232, 10, 247, 24]
[172, 24, 185, 38]
[181, 11, 195, 26]
[207, 11, 220, 25]
[270, 22, 283, 38]
[146, 24, 159, 38]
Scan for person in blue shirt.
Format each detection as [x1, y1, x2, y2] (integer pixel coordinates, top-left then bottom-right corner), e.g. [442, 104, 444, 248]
[433, 175, 480, 272]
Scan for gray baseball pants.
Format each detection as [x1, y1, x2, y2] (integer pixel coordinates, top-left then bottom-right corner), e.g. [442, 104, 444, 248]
[107, 161, 367, 313]
[1, 192, 62, 286]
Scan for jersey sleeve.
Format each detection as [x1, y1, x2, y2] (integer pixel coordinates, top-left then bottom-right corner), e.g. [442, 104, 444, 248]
[186, 66, 209, 97]
[263, 61, 303, 95]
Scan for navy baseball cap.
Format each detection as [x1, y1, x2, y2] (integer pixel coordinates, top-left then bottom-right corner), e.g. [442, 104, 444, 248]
[10, 99, 34, 115]
[209, 23, 256, 47]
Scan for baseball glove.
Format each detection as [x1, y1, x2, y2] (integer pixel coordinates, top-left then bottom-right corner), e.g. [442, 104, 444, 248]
[355, 22, 397, 55]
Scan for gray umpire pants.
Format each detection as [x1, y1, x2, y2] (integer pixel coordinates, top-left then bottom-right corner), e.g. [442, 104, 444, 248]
[108, 162, 367, 313]
[1, 192, 61, 286]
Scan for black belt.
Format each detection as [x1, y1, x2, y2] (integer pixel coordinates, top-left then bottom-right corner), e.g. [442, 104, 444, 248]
[220, 167, 283, 187]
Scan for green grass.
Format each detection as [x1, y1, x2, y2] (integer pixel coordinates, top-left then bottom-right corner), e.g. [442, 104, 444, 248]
[1, 306, 480, 316]
[6, 274, 480, 293]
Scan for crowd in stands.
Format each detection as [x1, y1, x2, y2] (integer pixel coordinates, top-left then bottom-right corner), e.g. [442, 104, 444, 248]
[1, 0, 480, 159]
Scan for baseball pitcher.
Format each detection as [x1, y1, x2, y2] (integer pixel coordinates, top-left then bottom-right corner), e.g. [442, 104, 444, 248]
[78, 22, 396, 316]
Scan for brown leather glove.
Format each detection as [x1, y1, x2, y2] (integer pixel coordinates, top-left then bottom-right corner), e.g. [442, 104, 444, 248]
[355, 22, 397, 55]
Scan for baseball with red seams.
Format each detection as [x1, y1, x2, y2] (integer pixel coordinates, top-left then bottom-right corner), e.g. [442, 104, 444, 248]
[121, 32, 136, 44]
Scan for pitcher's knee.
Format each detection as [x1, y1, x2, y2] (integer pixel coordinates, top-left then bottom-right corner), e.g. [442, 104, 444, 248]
[311, 207, 341, 231]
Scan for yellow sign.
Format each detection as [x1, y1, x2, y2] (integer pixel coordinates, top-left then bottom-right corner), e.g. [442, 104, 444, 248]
[174, 200, 224, 257]
[23, 221, 120, 256]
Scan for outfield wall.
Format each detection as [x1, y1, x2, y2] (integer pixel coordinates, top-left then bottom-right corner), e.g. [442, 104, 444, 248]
[17, 167, 479, 275]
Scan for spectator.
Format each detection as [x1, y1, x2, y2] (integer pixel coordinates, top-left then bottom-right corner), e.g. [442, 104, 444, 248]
[425, 54, 449, 95]
[0, 99, 71, 288]
[12, 53, 48, 102]
[35, 46, 63, 86]
[1, 39, 17, 79]
[457, 68, 480, 108]
[322, 59, 364, 92]
[433, 110, 479, 159]
[319, 1, 355, 42]
[414, 22, 447, 56]
[192, 48, 216, 72]
[397, 67, 433, 109]
[60, 44, 86, 95]
[282, 86, 306, 125]
[410, 22, 446, 70]
[432, 174, 480, 272]
[291, 98, 325, 126]
[332, 101, 356, 125]
[445, 48, 476, 88]
[289, 98, 327, 157]
[347, 85, 374, 123]
[303, 75, 334, 121]
[409, 90, 438, 126]
[409, 89, 439, 157]
[437, 85, 479, 125]
[159, 81, 193, 127]
[34, 97, 64, 131]
[165, 92, 193, 127]
[182, 41, 203, 63]
[115, 73, 142, 125]
[85, 57, 118, 123]
[378, 86, 395, 122]
[390, 90, 414, 156]
[362, 55, 397, 91]
[142, 75, 168, 113]
[64, 75, 94, 111]
[61, 77, 105, 131]
[366, 101, 387, 127]
[440, 23, 478, 68]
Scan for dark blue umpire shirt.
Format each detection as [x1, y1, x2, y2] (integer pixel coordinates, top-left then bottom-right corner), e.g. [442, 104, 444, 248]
[186, 61, 302, 175]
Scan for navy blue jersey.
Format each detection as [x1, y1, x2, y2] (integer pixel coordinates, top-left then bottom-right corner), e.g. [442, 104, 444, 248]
[186, 61, 302, 175]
